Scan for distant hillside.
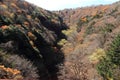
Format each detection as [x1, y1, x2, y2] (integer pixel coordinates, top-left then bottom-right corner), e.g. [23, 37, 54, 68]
[56, 1, 120, 27]
[0, 0, 67, 80]
[55, 1, 120, 80]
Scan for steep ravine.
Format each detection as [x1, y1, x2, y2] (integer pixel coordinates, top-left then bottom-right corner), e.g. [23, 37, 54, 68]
[1, 0, 120, 80]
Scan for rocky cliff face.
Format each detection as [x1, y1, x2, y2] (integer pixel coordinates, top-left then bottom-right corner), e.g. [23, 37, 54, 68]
[0, 0, 67, 79]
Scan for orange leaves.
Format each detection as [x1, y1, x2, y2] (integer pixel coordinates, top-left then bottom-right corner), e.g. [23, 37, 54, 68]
[91, 6, 109, 17]
[102, 6, 109, 12]
[81, 17, 87, 22]
[24, 21, 29, 26]
[91, 11, 98, 17]
[28, 32, 37, 49]
[11, 3, 19, 9]
[28, 32, 34, 37]
[0, 65, 21, 75]
[51, 19, 58, 23]
[28, 32, 37, 41]
[27, 15, 32, 19]
[1, 25, 9, 30]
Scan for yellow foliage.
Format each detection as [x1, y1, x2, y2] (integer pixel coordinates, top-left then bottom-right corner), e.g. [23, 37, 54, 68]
[10, 13, 14, 18]
[62, 27, 76, 36]
[29, 40, 34, 47]
[58, 39, 67, 46]
[0, 4, 8, 9]
[106, 76, 113, 80]
[89, 48, 106, 64]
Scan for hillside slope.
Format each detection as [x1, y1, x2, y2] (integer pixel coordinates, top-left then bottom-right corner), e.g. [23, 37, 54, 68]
[55, 1, 120, 80]
[0, 0, 67, 80]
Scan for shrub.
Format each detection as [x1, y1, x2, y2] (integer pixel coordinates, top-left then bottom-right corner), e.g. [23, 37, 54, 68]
[101, 23, 115, 34]
[57, 39, 67, 46]
[58, 53, 89, 80]
[85, 21, 95, 35]
[0, 50, 39, 80]
[0, 65, 23, 79]
[27, 32, 37, 41]
[77, 17, 88, 31]
[85, 26, 94, 35]
[89, 48, 106, 64]
[0, 4, 8, 9]
[0, 15, 12, 26]
[62, 29, 73, 36]
[97, 34, 120, 80]
[62, 27, 77, 45]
